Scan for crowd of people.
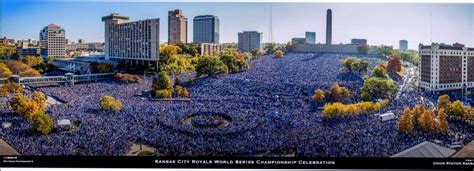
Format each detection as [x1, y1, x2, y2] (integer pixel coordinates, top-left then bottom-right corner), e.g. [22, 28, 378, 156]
[0, 53, 473, 157]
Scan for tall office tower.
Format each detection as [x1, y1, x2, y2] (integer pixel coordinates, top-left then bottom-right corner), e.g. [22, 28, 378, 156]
[39, 23, 66, 58]
[102, 13, 160, 72]
[238, 31, 262, 52]
[419, 43, 474, 93]
[193, 15, 220, 44]
[326, 9, 332, 45]
[168, 9, 188, 44]
[399, 40, 408, 51]
[305, 32, 316, 44]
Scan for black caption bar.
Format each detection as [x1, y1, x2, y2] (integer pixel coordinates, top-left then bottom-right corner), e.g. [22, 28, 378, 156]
[1, 156, 474, 169]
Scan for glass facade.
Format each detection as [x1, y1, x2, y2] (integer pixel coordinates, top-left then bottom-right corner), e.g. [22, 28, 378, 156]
[193, 15, 219, 44]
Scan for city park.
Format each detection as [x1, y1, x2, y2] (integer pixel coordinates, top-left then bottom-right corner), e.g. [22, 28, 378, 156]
[0, 42, 473, 156]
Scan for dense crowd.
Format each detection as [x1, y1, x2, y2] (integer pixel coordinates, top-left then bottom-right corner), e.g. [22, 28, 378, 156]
[1, 53, 473, 157]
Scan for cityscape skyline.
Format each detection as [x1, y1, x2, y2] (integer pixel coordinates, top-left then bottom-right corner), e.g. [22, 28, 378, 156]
[1, 1, 473, 49]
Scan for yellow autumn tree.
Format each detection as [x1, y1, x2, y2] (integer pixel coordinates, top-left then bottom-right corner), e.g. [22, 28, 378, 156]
[311, 89, 325, 103]
[10, 93, 43, 120]
[418, 110, 435, 131]
[437, 108, 449, 133]
[398, 107, 414, 134]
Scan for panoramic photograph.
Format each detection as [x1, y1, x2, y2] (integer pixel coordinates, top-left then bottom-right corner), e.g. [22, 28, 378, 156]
[0, 1, 473, 159]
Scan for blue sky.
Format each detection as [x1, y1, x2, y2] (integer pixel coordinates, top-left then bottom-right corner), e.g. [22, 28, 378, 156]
[1, 1, 473, 49]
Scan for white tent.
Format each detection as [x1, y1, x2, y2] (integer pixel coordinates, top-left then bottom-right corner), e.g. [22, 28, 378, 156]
[57, 119, 71, 127]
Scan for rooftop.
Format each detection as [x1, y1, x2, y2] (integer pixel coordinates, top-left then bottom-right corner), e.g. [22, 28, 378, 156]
[452, 140, 474, 158]
[391, 141, 456, 158]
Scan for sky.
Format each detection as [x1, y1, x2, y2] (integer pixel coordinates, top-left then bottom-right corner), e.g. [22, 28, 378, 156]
[1, 1, 473, 49]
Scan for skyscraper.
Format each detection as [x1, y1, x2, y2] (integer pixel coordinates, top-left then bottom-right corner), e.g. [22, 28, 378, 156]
[238, 31, 262, 52]
[399, 40, 408, 51]
[102, 13, 160, 72]
[40, 23, 66, 58]
[168, 9, 188, 44]
[305, 32, 316, 44]
[193, 15, 219, 44]
[326, 9, 332, 45]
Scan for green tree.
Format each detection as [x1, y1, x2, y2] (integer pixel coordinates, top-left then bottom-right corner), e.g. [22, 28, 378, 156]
[372, 66, 388, 79]
[152, 71, 173, 91]
[360, 77, 396, 100]
[446, 100, 465, 117]
[351, 60, 369, 75]
[341, 57, 357, 72]
[195, 55, 228, 77]
[177, 43, 198, 57]
[31, 113, 53, 135]
[437, 94, 451, 109]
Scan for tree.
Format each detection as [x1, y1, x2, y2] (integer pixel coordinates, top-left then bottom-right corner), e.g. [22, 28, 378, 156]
[177, 43, 197, 57]
[154, 89, 172, 98]
[411, 104, 425, 126]
[264, 43, 276, 54]
[175, 85, 183, 96]
[20, 56, 43, 67]
[31, 91, 46, 111]
[0, 81, 23, 97]
[110, 100, 122, 112]
[4, 60, 41, 77]
[10, 93, 43, 120]
[437, 94, 451, 109]
[322, 102, 345, 118]
[195, 55, 228, 78]
[152, 71, 173, 91]
[386, 56, 402, 73]
[0, 63, 12, 78]
[372, 65, 388, 79]
[99, 96, 116, 110]
[352, 60, 369, 75]
[312, 89, 325, 103]
[341, 57, 357, 72]
[327, 83, 351, 102]
[251, 48, 263, 58]
[31, 113, 53, 135]
[360, 77, 396, 100]
[464, 108, 474, 121]
[437, 108, 449, 133]
[220, 48, 238, 56]
[160, 45, 181, 63]
[446, 100, 465, 117]
[220, 54, 249, 73]
[418, 110, 435, 131]
[398, 107, 414, 134]
[181, 88, 190, 97]
[273, 50, 284, 58]
[0, 44, 17, 57]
